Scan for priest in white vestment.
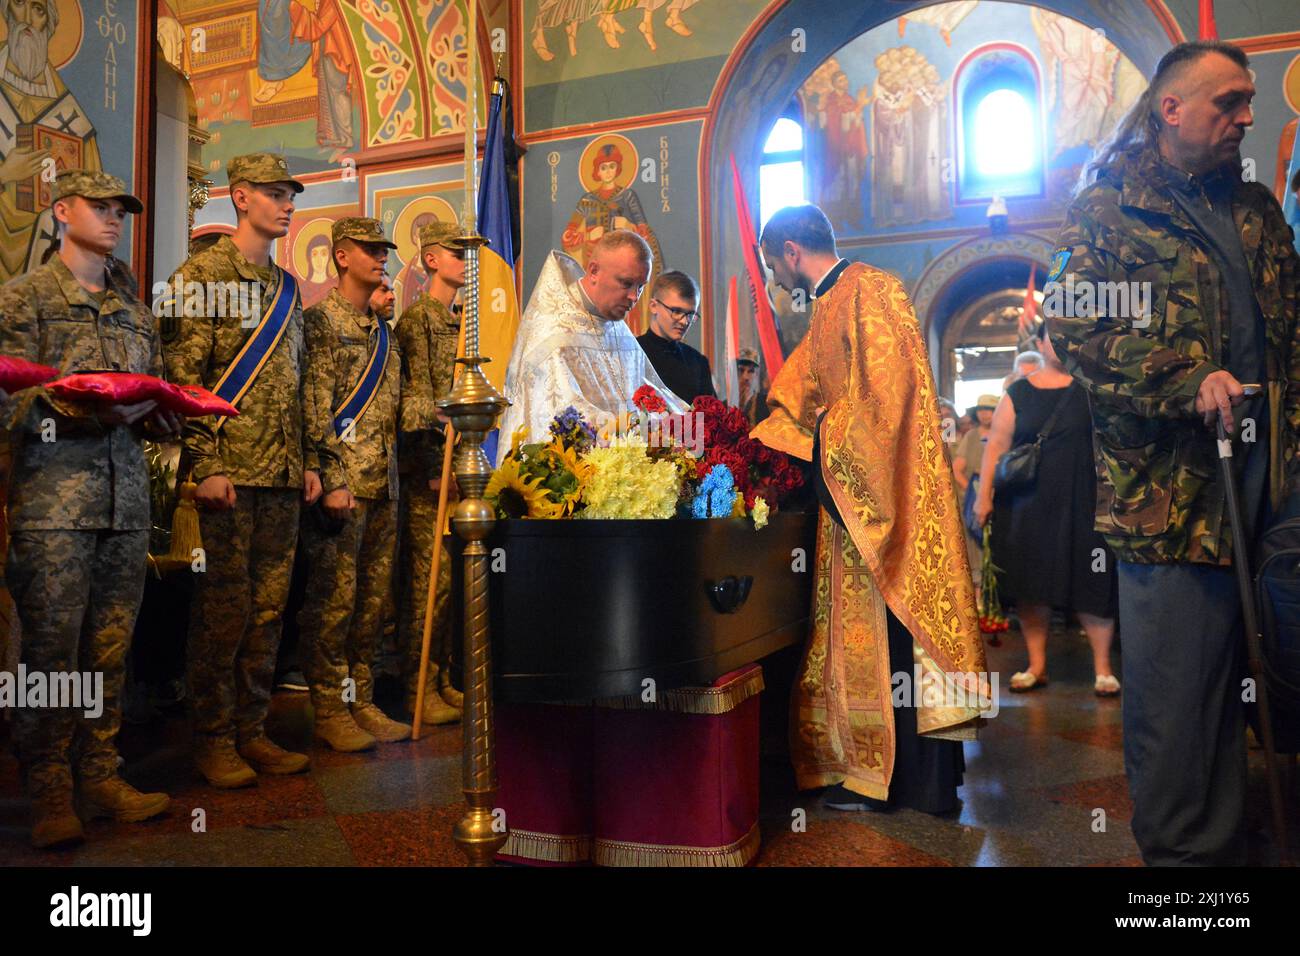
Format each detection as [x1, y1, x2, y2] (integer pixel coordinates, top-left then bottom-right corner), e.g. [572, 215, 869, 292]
[498, 230, 687, 462]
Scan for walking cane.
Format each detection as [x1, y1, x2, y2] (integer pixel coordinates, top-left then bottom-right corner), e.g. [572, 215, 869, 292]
[1216, 409, 1290, 863]
[411, 422, 455, 742]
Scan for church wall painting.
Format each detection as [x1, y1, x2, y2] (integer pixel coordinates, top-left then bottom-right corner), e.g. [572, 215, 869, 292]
[793, 2, 1146, 242]
[361, 159, 465, 314]
[521, 117, 701, 339]
[167, 0, 499, 180]
[0, 0, 144, 281]
[519, 0, 771, 133]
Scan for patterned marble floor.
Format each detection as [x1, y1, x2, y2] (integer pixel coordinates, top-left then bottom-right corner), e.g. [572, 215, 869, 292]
[1, 625, 1294, 866]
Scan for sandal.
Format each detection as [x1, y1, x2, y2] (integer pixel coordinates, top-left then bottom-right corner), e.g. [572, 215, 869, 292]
[1094, 674, 1121, 697]
[1009, 670, 1048, 692]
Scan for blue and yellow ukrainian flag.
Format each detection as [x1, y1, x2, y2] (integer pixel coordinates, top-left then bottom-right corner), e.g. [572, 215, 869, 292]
[476, 78, 521, 397]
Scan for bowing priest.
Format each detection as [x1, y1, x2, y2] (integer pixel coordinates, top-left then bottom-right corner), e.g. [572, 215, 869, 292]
[752, 204, 991, 814]
[498, 230, 686, 461]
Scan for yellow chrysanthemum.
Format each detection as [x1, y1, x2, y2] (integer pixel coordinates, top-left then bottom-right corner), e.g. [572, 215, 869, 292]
[486, 456, 563, 519]
[751, 496, 770, 530]
[578, 439, 680, 520]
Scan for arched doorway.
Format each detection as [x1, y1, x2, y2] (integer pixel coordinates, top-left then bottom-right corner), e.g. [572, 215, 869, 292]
[700, 0, 1181, 362]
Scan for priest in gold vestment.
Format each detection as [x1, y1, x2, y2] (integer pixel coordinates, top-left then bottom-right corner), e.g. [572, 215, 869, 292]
[752, 205, 990, 813]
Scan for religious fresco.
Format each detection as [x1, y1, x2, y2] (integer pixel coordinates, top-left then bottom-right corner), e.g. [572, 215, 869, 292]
[165, 0, 497, 175]
[524, 120, 700, 337]
[363, 162, 465, 313]
[0, 0, 142, 280]
[522, 0, 769, 131]
[796, 1, 1145, 237]
[279, 201, 355, 307]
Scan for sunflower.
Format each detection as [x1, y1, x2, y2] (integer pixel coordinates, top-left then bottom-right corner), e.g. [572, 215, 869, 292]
[486, 456, 562, 519]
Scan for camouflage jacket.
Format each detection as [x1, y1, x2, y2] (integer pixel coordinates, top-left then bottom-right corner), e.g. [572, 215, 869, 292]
[1047, 158, 1300, 565]
[161, 235, 318, 488]
[304, 288, 402, 500]
[394, 292, 459, 479]
[0, 257, 161, 531]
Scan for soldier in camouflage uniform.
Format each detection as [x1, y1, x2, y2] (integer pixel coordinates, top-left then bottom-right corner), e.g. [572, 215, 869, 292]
[162, 153, 326, 787]
[0, 171, 177, 848]
[1047, 42, 1300, 865]
[300, 217, 413, 750]
[394, 221, 470, 725]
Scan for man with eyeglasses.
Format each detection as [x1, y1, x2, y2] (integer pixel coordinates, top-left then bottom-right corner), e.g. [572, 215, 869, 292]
[636, 270, 717, 403]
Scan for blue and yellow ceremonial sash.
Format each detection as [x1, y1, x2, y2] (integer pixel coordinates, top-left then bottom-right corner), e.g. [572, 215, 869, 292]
[333, 318, 390, 438]
[211, 267, 299, 431]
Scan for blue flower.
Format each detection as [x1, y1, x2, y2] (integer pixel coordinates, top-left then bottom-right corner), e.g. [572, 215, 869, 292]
[691, 464, 735, 519]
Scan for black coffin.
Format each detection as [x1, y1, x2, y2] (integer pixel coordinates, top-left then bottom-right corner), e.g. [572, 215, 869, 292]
[449, 512, 818, 702]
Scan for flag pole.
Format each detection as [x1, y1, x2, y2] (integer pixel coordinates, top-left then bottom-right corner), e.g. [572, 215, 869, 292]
[442, 0, 509, 866]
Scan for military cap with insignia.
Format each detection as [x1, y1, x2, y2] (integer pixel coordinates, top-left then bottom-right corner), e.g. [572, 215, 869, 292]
[331, 216, 398, 248]
[418, 220, 472, 250]
[736, 348, 760, 369]
[226, 152, 305, 193]
[51, 169, 143, 214]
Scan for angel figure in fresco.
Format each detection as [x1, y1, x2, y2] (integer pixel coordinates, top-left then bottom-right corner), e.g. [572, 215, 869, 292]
[531, 0, 700, 61]
[255, 0, 355, 160]
[1030, 7, 1125, 158]
[299, 232, 337, 308]
[896, 0, 978, 46]
[0, 0, 103, 280]
[817, 70, 871, 221]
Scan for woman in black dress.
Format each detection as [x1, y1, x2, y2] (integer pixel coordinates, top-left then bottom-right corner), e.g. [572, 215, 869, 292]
[974, 323, 1119, 696]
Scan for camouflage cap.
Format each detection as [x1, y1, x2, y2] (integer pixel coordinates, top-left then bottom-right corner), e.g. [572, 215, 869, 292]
[227, 152, 305, 193]
[418, 220, 472, 250]
[51, 169, 143, 214]
[736, 348, 760, 368]
[331, 216, 398, 248]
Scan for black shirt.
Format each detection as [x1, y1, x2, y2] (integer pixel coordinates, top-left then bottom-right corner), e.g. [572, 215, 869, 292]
[636, 331, 717, 403]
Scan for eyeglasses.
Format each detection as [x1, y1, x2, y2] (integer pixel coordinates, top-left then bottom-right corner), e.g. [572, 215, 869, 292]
[652, 298, 699, 322]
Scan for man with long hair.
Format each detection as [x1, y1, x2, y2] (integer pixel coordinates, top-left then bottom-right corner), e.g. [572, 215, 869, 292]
[1047, 41, 1300, 865]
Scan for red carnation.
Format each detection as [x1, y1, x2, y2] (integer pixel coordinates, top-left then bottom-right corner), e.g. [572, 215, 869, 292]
[633, 385, 667, 413]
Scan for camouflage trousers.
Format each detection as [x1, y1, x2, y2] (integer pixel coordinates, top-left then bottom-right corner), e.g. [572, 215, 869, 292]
[299, 496, 397, 715]
[7, 529, 148, 797]
[397, 476, 453, 698]
[188, 487, 300, 745]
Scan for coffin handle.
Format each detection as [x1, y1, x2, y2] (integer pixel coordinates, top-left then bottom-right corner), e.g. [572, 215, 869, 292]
[707, 575, 754, 614]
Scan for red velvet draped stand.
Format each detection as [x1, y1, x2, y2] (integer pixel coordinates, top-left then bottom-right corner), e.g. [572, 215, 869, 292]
[495, 664, 763, 866]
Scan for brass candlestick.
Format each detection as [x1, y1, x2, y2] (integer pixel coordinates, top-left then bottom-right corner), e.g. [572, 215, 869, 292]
[440, 233, 510, 865]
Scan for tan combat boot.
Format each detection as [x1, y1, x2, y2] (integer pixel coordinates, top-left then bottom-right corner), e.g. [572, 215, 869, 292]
[78, 776, 171, 823]
[438, 672, 464, 709]
[352, 703, 411, 743]
[314, 712, 377, 752]
[194, 737, 258, 789]
[239, 735, 310, 775]
[30, 787, 84, 850]
[408, 682, 460, 726]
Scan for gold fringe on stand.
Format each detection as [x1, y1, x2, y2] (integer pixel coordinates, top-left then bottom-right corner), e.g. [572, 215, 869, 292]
[592, 822, 761, 868]
[499, 829, 592, 864]
[594, 667, 764, 716]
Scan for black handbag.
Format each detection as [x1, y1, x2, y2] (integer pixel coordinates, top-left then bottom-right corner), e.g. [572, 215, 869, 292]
[992, 384, 1073, 493]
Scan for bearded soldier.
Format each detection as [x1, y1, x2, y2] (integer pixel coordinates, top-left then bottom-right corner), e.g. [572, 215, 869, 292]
[0, 170, 179, 848]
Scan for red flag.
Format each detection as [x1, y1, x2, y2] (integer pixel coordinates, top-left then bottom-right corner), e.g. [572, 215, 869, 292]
[723, 275, 741, 405]
[1199, 0, 1218, 39]
[728, 154, 784, 378]
[1019, 264, 1037, 335]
